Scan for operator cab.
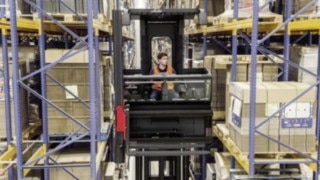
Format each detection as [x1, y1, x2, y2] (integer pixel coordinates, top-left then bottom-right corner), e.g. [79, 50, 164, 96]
[124, 8, 210, 102]
[123, 9, 212, 145]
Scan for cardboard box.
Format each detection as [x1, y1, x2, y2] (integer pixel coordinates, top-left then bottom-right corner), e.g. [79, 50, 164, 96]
[289, 46, 318, 85]
[206, 163, 215, 180]
[45, 49, 64, 62]
[228, 118, 236, 142]
[290, 134, 307, 152]
[46, 57, 108, 135]
[0, 61, 28, 138]
[281, 0, 316, 15]
[268, 116, 280, 152]
[263, 82, 296, 103]
[231, 116, 269, 134]
[234, 128, 269, 153]
[248, 64, 263, 81]
[227, 81, 317, 153]
[263, 64, 279, 73]
[241, 104, 266, 118]
[287, 82, 316, 102]
[306, 134, 316, 152]
[279, 114, 290, 152]
[46, 49, 102, 64]
[263, 73, 278, 81]
[204, 56, 213, 72]
[62, 49, 88, 63]
[192, 60, 204, 68]
[209, 54, 282, 121]
[47, 84, 90, 101]
[229, 82, 267, 103]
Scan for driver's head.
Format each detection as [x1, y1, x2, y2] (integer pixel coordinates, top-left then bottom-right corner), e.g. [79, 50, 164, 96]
[157, 52, 168, 66]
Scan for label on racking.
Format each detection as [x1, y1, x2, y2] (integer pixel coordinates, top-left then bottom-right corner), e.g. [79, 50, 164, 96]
[281, 118, 313, 128]
[232, 113, 241, 127]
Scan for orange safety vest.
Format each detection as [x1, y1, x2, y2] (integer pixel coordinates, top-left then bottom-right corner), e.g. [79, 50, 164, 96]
[152, 65, 174, 91]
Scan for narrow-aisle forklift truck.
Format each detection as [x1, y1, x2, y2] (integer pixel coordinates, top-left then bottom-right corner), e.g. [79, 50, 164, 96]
[112, 8, 212, 179]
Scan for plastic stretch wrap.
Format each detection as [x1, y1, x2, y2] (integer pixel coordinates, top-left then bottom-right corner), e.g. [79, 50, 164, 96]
[220, 0, 277, 18]
[281, 0, 320, 15]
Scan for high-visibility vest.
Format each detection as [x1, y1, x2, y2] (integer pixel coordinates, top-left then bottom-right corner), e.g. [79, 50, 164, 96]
[152, 65, 174, 91]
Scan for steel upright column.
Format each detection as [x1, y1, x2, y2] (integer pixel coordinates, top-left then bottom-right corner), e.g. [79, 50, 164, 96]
[202, 0, 208, 179]
[1, 0, 11, 148]
[37, 0, 50, 179]
[1, 1, 13, 179]
[249, 0, 260, 176]
[202, 0, 208, 58]
[230, 0, 239, 169]
[86, 0, 97, 178]
[0, 0, 4, 18]
[93, 0, 102, 143]
[231, 0, 239, 82]
[316, 34, 320, 180]
[1, 29, 14, 180]
[9, 0, 24, 179]
[283, 0, 291, 81]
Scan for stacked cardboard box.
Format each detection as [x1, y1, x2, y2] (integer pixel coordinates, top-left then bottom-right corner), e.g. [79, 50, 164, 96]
[228, 82, 316, 153]
[0, 61, 28, 138]
[206, 163, 215, 180]
[204, 55, 282, 121]
[27, 0, 109, 15]
[192, 60, 204, 68]
[289, 46, 319, 85]
[104, 162, 116, 179]
[197, 0, 224, 16]
[279, 0, 318, 15]
[45, 49, 108, 134]
[214, 152, 242, 180]
[288, 45, 318, 151]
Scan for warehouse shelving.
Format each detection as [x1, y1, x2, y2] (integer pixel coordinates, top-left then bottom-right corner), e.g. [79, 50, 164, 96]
[0, 17, 111, 34]
[188, 17, 320, 38]
[187, 0, 320, 178]
[247, 0, 320, 175]
[0, 0, 116, 179]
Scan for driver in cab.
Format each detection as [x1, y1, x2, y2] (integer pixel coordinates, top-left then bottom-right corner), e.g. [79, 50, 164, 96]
[149, 52, 179, 100]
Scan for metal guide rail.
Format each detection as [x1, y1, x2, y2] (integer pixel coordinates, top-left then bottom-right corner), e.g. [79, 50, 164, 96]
[123, 71, 212, 102]
[230, 169, 307, 179]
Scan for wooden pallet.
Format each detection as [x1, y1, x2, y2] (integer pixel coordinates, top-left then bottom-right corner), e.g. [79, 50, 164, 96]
[211, 16, 239, 25]
[293, 14, 320, 21]
[206, 54, 283, 65]
[32, 13, 109, 24]
[212, 111, 225, 121]
[104, 111, 114, 121]
[0, 121, 41, 142]
[211, 15, 282, 26]
[213, 124, 317, 164]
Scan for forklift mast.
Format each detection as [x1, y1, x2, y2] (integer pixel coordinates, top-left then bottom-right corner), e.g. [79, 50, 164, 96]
[113, 8, 210, 179]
